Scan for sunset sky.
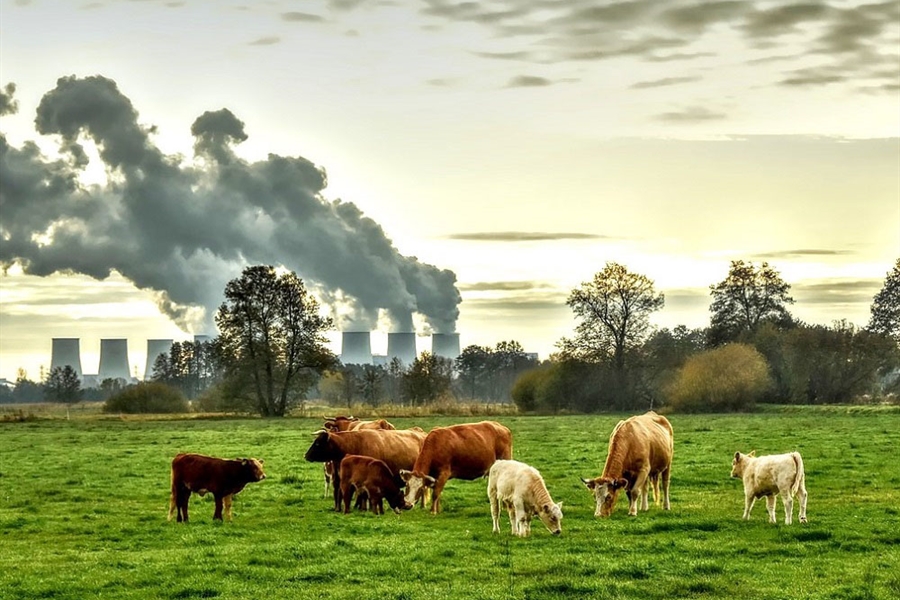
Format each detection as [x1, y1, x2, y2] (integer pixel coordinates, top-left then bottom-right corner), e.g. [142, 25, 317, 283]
[1, 0, 898, 383]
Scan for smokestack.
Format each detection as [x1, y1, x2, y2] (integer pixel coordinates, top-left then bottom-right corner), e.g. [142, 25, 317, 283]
[144, 339, 173, 380]
[341, 332, 372, 365]
[50, 338, 83, 378]
[387, 332, 417, 366]
[98, 339, 131, 382]
[431, 333, 460, 360]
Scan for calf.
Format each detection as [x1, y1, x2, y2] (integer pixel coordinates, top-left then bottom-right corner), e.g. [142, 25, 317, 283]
[168, 453, 266, 522]
[488, 459, 563, 537]
[339, 455, 406, 515]
[321, 416, 395, 497]
[731, 450, 808, 524]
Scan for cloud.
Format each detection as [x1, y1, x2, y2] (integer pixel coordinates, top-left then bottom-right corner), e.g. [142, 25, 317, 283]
[458, 281, 556, 292]
[505, 75, 553, 88]
[751, 249, 855, 259]
[281, 11, 325, 23]
[793, 279, 882, 305]
[630, 75, 701, 89]
[248, 36, 281, 46]
[446, 231, 609, 242]
[0, 75, 461, 334]
[654, 106, 727, 122]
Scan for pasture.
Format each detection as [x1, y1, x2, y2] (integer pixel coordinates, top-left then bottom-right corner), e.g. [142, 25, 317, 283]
[1, 410, 898, 600]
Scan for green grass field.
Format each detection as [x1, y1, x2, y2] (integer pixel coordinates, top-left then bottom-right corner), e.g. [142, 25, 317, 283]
[1, 410, 898, 599]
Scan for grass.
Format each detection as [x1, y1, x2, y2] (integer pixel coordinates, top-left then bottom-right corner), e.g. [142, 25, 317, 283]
[1, 412, 898, 599]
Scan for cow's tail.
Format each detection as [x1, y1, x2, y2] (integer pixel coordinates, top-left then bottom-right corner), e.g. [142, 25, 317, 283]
[168, 468, 177, 521]
[790, 452, 805, 497]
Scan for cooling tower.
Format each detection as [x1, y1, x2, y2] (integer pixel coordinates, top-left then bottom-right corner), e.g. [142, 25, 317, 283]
[387, 332, 417, 366]
[98, 338, 131, 382]
[193, 334, 211, 344]
[50, 338, 83, 378]
[431, 333, 460, 360]
[341, 331, 372, 365]
[144, 339, 173, 380]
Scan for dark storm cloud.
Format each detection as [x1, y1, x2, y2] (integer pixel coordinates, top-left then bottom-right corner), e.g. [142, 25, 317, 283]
[0, 83, 17, 115]
[654, 106, 727, 122]
[630, 75, 700, 89]
[446, 232, 608, 242]
[0, 76, 461, 334]
[506, 75, 553, 88]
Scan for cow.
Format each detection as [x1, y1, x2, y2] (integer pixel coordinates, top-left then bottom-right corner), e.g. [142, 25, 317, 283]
[581, 411, 673, 517]
[731, 450, 808, 525]
[168, 453, 266, 523]
[399, 420, 513, 514]
[339, 455, 406, 515]
[488, 459, 563, 537]
[304, 428, 426, 511]
[321, 416, 396, 496]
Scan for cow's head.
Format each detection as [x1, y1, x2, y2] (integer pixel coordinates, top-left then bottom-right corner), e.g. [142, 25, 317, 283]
[730, 450, 755, 479]
[383, 482, 408, 514]
[538, 501, 564, 535]
[304, 431, 335, 462]
[581, 476, 627, 517]
[399, 469, 436, 510]
[241, 458, 266, 482]
[323, 416, 359, 432]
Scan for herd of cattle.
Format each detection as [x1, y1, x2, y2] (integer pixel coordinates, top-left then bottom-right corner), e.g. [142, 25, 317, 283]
[168, 411, 809, 535]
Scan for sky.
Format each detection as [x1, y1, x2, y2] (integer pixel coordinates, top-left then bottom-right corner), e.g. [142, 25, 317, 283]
[0, 0, 898, 383]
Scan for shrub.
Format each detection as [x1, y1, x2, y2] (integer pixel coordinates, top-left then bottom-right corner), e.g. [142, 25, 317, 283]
[666, 343, 771, 412]
[103, 382, 190, 414]
[511, 369, 544, 412]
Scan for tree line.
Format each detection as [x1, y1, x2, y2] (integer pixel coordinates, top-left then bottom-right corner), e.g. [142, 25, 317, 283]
[3, 259, 898, 415]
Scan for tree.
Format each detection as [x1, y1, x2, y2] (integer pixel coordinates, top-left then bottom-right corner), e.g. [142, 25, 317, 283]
[455, 345, 491, 400]
[708, 260, 794, 346]
[43, 366, 82, 414]
[868, 258, 900, 341]
[560, 262, 665, 371]
[215, 265, 335, 417]
[666, 344, 772, 412]
[359, 365, 384, 406]
[11, 369, 43, 403]
[402, 351, 453, 405]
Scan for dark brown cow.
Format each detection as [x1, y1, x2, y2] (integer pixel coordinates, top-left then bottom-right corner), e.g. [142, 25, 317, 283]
[168, 453, 266, 522]
[339, 455, 406, 515]
[304, 428, 426, 511]
[581, 411, 674, 517]
[321, 416, 396, 496]
[399, 420, 513, 514]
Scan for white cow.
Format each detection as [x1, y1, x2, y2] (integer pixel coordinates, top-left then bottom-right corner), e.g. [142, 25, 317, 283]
[487, 459, 563, 537]
[731, 451, 808, 525]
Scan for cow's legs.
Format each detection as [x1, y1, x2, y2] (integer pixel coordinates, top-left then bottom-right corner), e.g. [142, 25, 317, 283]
[661, 467, 671, 510]
[765, 494, 777, 523]
[223, 495, 233, 521]
[505, 501, 517, 535]
[640, 479, 650, 512]
[429, 472, 451, 514]
[489, 492, 501, 534]
[743, 493, 756, 520]
[514, 500, 529, 537]
[782, 492, 794, 525]
[341, 482, 354, 514]
[332, 470, 343, 512]
[176, 487, 191, 523]
[630, 468, 651, 516]
[213, 495, 224, 521]
[798, 484, 808, 524]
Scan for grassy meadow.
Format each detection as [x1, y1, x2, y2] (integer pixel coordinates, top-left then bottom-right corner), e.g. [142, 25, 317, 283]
[1, 409, 898, 600]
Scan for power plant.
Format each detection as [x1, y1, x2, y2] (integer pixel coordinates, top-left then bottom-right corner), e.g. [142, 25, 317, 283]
[144, 339, 174, 380]
[50, 338, 83, 377]
[340, 332, 373, 365]
[98, 339, 131, 382]
[386, 332, 417, 366]
[431, 333, 461, 360]
[339, 331, 461, 365]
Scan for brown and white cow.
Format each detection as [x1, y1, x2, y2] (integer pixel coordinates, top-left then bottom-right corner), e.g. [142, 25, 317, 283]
[581, 411, 673, 517]
[339, 455, 406, 515]
[488, 459, 563, 537]
[304, 428, 426, 511]
[320, 416, 396, 497]
[731, 450, 808, 524]
[168, 453, 266, 523]
[399, 420, 513, 514]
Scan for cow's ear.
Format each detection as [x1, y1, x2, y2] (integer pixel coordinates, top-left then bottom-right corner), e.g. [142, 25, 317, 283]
[258, 459, 264, 465]
[749, 450, 756, 457]
[241, 459, 249, 466]
[615, 478, 628, 489]
[557, 502, 564, 510]
[581, 478, 595, 490]
[399, 469, 412, 482]
[423, 475, 436, 487]
[734, 451, 741, 461]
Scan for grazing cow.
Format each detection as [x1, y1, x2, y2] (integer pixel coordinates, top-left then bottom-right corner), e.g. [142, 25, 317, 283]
[321, 416, 396, 496]
[488, 459, 563, 537]
[581, 411, 674, 517]
[339, 455, 406, 515]
[399, 420, 513, 514]
[731, 451, 808, 524]
[304, 428, 426, 511]
[168, 453, 266, 523]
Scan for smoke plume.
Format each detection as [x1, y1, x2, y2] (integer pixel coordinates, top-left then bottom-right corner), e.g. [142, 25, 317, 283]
[0, 75, 460, 334]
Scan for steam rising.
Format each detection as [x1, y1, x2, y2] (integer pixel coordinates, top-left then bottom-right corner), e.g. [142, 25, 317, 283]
[0, 75, 460, 334]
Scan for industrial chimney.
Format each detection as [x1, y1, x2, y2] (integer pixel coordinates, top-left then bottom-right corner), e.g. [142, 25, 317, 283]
[341, 331, 373, 365]
[144, 339, 174, 380]
[98, 338, 131, 382]
[431, 333, 460, 360]
[50, 338, 83, 378]
[387, 332, 417, 366]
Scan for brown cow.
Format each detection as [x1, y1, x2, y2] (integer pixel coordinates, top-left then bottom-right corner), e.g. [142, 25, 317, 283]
[399, 420, 513, 514]
[581, 411, 673, 517]
[321, 416, 396, 496]
[339, 455, 406, 515]
[304, 428, 426, 511]
[168, 453, 266, 523]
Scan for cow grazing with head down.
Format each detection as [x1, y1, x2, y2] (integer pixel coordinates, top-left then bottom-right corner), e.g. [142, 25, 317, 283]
[731, 450, 808, 524]
[168, 453, 266, 523]
[581, 411, 673, 517]
[304, 428, 426, 511]
[399, 420, 513, 514]
[321, 416, 396, 496]
[488, 459, 563, 537]
[339, 455, 406, 515]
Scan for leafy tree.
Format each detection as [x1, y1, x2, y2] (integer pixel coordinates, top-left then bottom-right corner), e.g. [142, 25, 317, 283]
[402, 351, 453, 405]
[43, 365, 82, 407]
[11, 369, 43, 403]
[103, 382, 189, 414]
[868, 258, 900, 341]
[708, 260, 794, 346]
[666, 343, 772, 412]
[385, 357, 404, 403]
[560, 262, 664, 371]
[455, 345, 491, 400]
[152, 340, 221, 398]
[359, 365, 384, 406]
[215, 265, 336, 417]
